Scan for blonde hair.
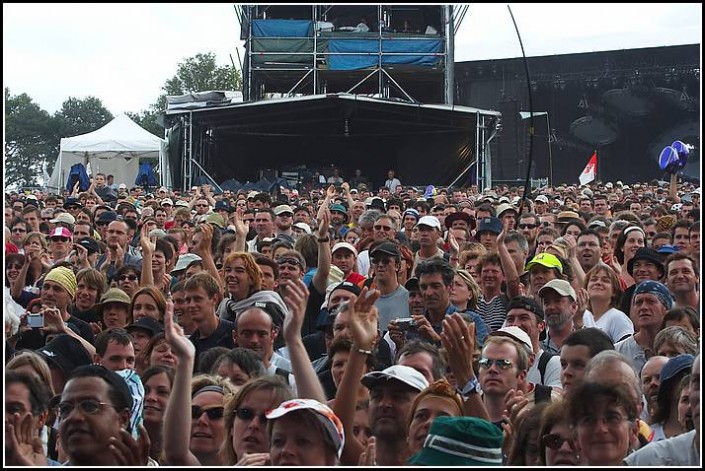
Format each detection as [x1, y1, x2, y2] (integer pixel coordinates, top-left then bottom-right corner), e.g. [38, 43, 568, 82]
[455, 269, 481, 310]
[6, 351, 56, 395]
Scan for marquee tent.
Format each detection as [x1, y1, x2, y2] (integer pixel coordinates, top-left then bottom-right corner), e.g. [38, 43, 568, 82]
[48, 114, 166, 191]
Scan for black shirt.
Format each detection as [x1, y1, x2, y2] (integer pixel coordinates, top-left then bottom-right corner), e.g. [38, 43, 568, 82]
[189, 318, 236, 372]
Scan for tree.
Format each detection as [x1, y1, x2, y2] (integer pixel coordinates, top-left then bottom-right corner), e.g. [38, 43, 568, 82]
[4, 88, 56, 188]
[54, 96, 113, 139]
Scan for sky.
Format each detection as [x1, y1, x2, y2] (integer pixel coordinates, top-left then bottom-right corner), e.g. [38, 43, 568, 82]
[4, 3, 702, 116]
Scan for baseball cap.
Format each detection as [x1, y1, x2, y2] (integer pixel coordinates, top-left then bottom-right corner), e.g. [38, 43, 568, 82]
[50, 212, 76, 225]
[126, 317, 164, 337]
[408, 416, 503, 466]
[404, 277, 420, 291]
[525, 253, 563, 273]
[175, 200, 190, 208]
[97, 211, 118, 224]
[99, 288, 131, 307]
[266, 399, 345, 458]
[64, 197, 82, 209]
[274, 204, 294, 216]
[36, 334, 92, 376]
[627, 248, 665, 277]
[293, 222, 312, 234]
[204, 213, 225, 228]
[77, 237, 100, 255]
[161, 198, 174, 207]
[415, 215, 441, 230]
[535, 195, 549, 204]
[49, 227, 72, 239]
[656, 244, 679, 255]
[171, 253, 202, 273]
[496, 203, 518, 217]
[362, 365, 429, 392]
[403, 208, 420, 220]
[118, 183, 127, 190]
[538, 279, 576, 301]
[330, 281, 362, 298]
[332, 242, 358, 257]
[556, 211, 580, 223]
[489, 326, 533, 353]
[476, 217, 502, 235]
[506, 296, 545, 320]
[368, 198, 386, 210]
[657, 354, 694, 408]
[370, 241, 400, 258]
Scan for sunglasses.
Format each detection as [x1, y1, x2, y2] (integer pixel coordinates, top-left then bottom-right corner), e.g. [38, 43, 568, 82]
[277, 258, 301, 267]
[371, 257, 394, 266]
[374, 225, 393, 231]
[542, 433, 575, 450]
[119, 274, 139, 281]
[518, 224, 537, 229]
[478, 358, 514, 370]
[191, 405, 225, 420]
[12, 228, 27, 233]
[195, 204, 208, 207]
[235, 407, 268, 423]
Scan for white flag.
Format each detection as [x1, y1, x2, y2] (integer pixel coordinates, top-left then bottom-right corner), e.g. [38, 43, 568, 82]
[579, 152, 597, 186]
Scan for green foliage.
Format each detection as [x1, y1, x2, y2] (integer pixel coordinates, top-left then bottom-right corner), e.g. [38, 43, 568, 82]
[162, 52, 241, 96]
[5, 87, 56, 188]
[55, 96, 113, 139]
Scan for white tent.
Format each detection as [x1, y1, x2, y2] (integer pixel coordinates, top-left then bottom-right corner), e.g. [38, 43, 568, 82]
[48, 114, 166, 192]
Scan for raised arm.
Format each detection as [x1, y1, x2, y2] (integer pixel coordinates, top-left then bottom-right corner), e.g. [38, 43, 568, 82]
[333, 287, 380, 466]
[162, 302, 201, 465]
[197, 224, 224, 291]
[232, 208, 249, 253]
[281, 278, 326, 402]
[139, 224, 155, 288]
[311, 208, 331, 294]
[497, 230, 521, 299]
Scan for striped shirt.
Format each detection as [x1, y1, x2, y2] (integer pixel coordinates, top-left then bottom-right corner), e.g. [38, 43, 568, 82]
[477, 294, 509, 332]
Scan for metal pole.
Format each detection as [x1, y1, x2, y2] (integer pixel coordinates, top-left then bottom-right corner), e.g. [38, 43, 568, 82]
[444, 5, 454, 105]
[546, 113, 553, 187]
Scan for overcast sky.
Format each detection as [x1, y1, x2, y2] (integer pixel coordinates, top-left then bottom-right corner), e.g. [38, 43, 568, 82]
[4, 3, 701, 116]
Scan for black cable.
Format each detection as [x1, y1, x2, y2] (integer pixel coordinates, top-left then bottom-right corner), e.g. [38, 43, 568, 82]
[507, 5, 534, 217]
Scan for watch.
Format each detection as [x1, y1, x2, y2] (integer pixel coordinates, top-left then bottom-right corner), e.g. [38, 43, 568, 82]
[457, 377, 481, 398]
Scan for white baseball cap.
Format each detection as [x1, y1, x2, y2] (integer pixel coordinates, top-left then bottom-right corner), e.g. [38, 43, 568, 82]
[489, 326, 532, 354]
[362, 365, 429, 392]
[332, 242, 358, 257]
[415, 215, 441, 230]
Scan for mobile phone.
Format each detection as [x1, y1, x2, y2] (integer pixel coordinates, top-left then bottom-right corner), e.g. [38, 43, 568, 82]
[394, 317, 417, 331]
[27, 313, 45, 329]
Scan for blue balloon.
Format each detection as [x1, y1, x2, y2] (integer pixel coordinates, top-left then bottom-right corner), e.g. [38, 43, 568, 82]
[659, 146, 679, 173]
[671, 141, 689, 168]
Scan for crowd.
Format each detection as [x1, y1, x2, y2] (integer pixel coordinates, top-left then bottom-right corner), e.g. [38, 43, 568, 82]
[3, 171, 701, 466]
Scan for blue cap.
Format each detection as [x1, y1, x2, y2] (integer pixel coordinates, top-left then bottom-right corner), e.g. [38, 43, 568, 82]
[658, 354, 694, 407]
[215, 200, 232, 212]
[656, 244, 679, 255]
[476, 217, 502, 235]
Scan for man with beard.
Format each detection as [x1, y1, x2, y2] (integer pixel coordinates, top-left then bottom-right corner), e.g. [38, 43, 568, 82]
[665, 253, 699, 309]
[273, 205, 295, 238]
[370, 242, 409, 330]
[518, 212, 540, 257]
[362, 365, 429, 465]
[538, 279, 579, 354]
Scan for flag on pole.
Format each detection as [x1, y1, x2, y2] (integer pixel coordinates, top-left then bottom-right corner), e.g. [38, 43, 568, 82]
[579, 151, 597, 186]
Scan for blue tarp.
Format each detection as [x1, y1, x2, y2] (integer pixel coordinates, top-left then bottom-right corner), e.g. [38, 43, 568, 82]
[328, 38, 443, 70]
[252, 19, 313, 37]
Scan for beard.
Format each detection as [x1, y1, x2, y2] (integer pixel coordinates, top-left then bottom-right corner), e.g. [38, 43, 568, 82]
[545, 311, 572, 329]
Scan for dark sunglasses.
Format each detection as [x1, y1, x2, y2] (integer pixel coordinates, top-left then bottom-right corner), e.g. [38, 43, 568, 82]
[478, 358, 514, 370]
[374, 225, 393, 231]
[518, 224, 537, 229]
[12, 228, 27, 233]
[277, 258, 301, 267]
[235, 407, 268, 423]
[542, 433, 575, 450]
[191, 405, 225, 420]
[371, 257, 394, 265]
[119, 274, 139, 281]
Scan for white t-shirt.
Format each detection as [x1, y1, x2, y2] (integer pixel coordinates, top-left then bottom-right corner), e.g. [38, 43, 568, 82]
[526, 349, 563, 388]
[583, 307, 634, 343]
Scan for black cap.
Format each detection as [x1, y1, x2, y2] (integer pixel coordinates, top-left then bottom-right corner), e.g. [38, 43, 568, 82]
[331, 281, 362, 297]
[370, 241, 400, 258]
[215, 200, 232, 212]
[404, 277, 420, 292]
[64, 197, 82, 209]
[627, 248, 665, 277]
[36, 334, 92, 376]
[77, 237, 100, 255]
[97, 211, 118, 224]
[125, 317, 164, 337]
[507, 296, 545, 320]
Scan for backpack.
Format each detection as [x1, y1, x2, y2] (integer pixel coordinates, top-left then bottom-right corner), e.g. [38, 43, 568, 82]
[537, 350, 555, 385]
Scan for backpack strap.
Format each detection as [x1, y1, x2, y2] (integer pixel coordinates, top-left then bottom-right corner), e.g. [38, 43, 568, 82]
[537, 350, 554, 385]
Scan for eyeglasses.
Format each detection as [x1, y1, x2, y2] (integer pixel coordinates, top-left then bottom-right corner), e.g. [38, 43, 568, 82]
[58, 399, 117, 418]
[542, 433, 575, 450]
[119, 274, 139, 281]
[577, 411, 629, 428]
[518, 224, 537, 229]
[235, 407, 268, 424]
[195, 204, 208, 207]
[12, 228, 27, 233]
[191, 405, 225, 420]
[374, 225, 393, 231]
[277, 258, 301, 267]
[478, 358, 514, 370]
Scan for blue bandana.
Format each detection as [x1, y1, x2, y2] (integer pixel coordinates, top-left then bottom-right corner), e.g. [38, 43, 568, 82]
[633, 280, 674, 310]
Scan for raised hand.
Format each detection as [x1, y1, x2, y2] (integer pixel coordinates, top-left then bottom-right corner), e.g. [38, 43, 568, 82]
[441, 313, 476, 385]
[341, 181, 350, 194]
[236, 452, 271, 466]
[412, 314, 441, 343]
[503, 388, 530, 429]
[233, 208, 249, 237]
[164, 302, 195, 360]
[563, 234, 578, 259]
[497, 228, 507, 246]
[41, 306, 66, 336]
[349, 287, 380, 350]
[357, 436, 376, 466]
[108, 425, 151, 466]
[326, 185, 337, 199]
[5, 412, 48, 466]
[317, 208, 331, 239]
[282, 278, 309, 343]
[448, 230, 460, 255]
[140, 224, 155, 255]
[199, 223, 214, 254]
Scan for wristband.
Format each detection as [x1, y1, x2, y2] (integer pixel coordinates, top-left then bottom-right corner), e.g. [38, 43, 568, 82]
[355, 347, 373, 355]
[317, 237, 330, 242]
